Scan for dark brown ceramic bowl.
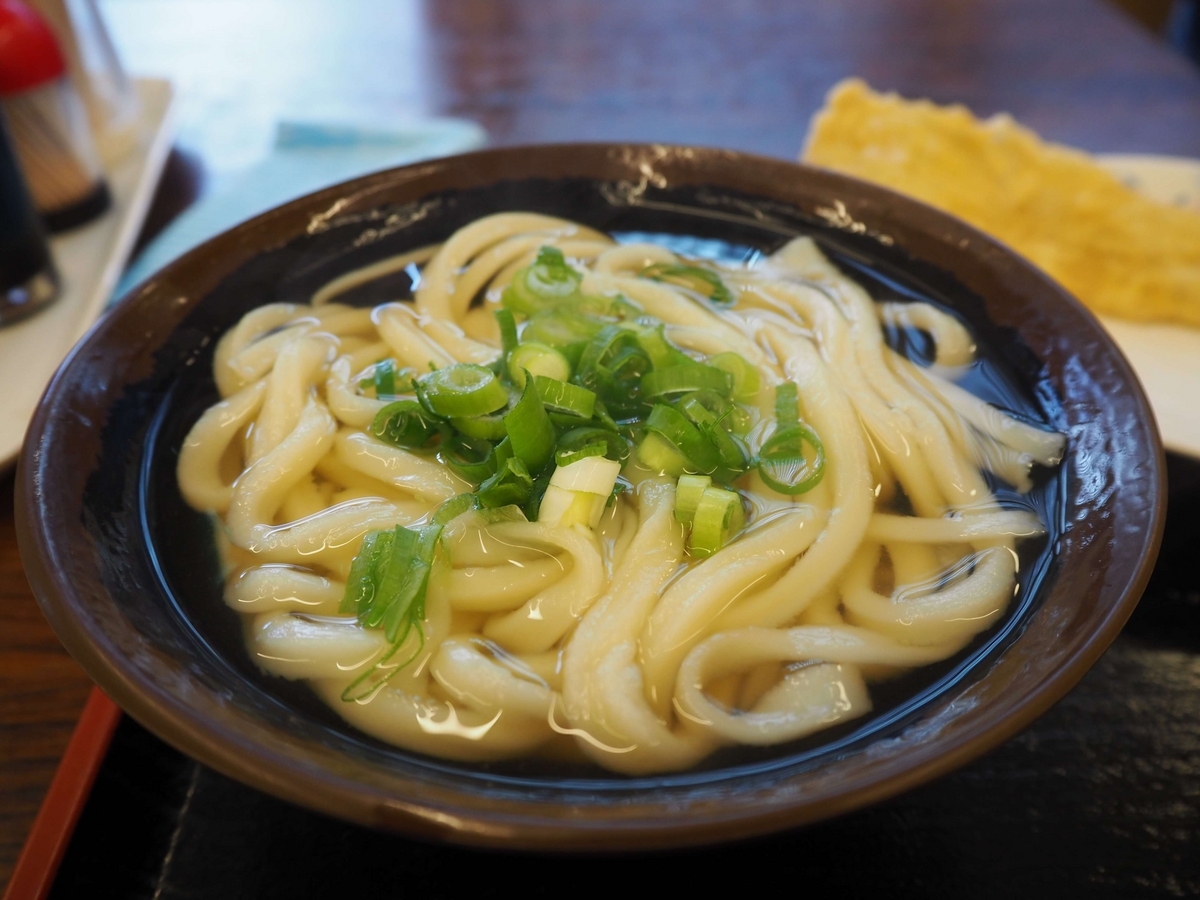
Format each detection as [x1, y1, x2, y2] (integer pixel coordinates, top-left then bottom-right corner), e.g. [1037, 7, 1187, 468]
[17, 144, 1165, 851]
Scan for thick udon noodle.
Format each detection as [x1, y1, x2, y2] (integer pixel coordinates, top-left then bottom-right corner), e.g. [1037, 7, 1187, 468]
[177, 212, 1063, 775]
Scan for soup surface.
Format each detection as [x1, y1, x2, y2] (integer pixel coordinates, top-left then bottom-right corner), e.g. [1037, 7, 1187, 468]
[171, 210, 1065, 776]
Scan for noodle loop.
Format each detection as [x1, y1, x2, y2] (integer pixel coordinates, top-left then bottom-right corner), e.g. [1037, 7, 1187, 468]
[177, 213, 1063, 774]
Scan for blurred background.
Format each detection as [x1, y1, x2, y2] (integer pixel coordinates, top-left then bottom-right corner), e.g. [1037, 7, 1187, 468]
[101, 0, 1199, 167]
[99, 0, 1200, 276]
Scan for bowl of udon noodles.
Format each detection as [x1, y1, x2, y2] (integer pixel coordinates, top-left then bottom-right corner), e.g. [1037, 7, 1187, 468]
[18, 144, 1163, 850]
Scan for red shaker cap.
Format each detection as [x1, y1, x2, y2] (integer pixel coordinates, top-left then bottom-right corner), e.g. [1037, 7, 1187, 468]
[0, 0, 66, 95]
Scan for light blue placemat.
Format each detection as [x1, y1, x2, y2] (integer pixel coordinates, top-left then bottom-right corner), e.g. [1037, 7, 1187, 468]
[114, 116, 486, 301]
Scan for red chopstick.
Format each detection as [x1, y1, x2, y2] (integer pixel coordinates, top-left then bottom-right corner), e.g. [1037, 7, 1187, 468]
[3, 688, 121, 900]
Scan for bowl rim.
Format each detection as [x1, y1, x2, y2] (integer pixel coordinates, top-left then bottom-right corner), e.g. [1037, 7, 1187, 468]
[16, 141, 1167, 851]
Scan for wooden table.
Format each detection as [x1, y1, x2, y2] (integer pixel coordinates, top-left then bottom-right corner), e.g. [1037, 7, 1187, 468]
[3, 0, 1200, 891]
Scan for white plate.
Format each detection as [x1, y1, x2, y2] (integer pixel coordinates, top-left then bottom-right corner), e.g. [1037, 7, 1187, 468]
[0, 77, 175, 471]
[1096, 154, 1200, 458]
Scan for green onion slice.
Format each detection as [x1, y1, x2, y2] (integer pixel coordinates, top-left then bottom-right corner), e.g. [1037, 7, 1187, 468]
[339, 522, 442, 701]
[636, 431, 687, 477]
[477, 456, 534, 508]
[557, 426, 630, 464]
[492, 435, 514, 469]
[757, 423, 825, 495]
[688, 487, 745, 557]
[521, 309, 606, 356]
[450, 412, 508, 441]
[431, 493, 481, 525]
[533, 376, 596, 418]
[677, 388, 731, 425]
[709, 352, 760, 401]
[375, 359, 397, 397]
[555, 440, 607, 468]
[523, 466, 554, 521]
[348, 525, 439, 642]
[645, 403, 720, 474]
[359, 359, 416, 399]
[774, 381, 801, 431]
[371, 400, 446, 450]
[419, 363, 509, 417]
[339, 529, 386, 614]
[495, 308, 518, 370]
[504, 377, 556, 473]
[441, 434, 497, 483]
[577, 326, 652, 420]
[677, 390, 748, 473]
[591, 399, 620, 433]
[627, 322, 692, 370]
[509, 342, 571, 387]
[641, 363, 733, 399]
[641, 263, 734, 306]
[674, 474, 712, 527]
[503, 246, 582, 315]
[479, 504, 528, 524]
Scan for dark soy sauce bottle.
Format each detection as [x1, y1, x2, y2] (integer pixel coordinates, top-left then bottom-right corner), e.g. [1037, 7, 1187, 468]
[0, 106, 57, 325]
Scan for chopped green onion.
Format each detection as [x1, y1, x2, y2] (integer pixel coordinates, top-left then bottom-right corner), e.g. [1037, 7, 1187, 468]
[644, 403, 720, 474]
[371, 400, 446, 450]
[419, 363, 509, 417]
[636, 431, 687, 477]
[550, 455, 622, 494]
[503, 376, 556, 473]
[674, 474, 712, 527]
[569, 291, 638, 319]
[339, 530, 387, 614]
[509, 342, 571, 387]
[375, 359, 397, 397]
[503, 246, 582, 315]
[537, 484, 596, 528]
[539, 456, 620, 528]
[431, 493, 480, 525]
[577, 326, 653, 420]
[492, 435, 514, 469]
[479, 504, 527, 524]
[641, 263, 734, 306]
[591, 399, 620, 433]
[363, 527, 412, 629]
[359, 360, 416, 399]
[524, 465, 554, 520]
[688, 487, 744, 557]
[757, 423, 825, 495]
[774, 381, 801, 431]
[340, 522, 442, 701]
[351, 526, 438, 640]
[641, 363, 733, 400]
[727, 405, 755, 436]
[627, 322, 691, 369]
[577, 325, 634, 376]
[555, 440, 607, 468]
[557, 426, 630, 464]
[548, 411, 590, 431]
[533, 376, 596, 418]
[441, 435, 497, 483]
[450, 412, 509, 441]
[477, 456, 533, 508]
[495, 308, 518, 372]
[677, 390, 748, 474]
[677, 389, 731, 424]
[521, 309, 606, 358]
[709, 352, 760, 401]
